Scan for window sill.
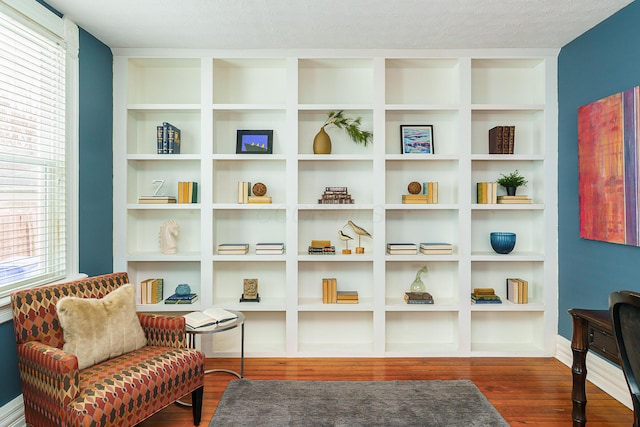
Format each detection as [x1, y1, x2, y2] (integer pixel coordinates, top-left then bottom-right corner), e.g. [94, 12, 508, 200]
[0, 273, 88, 324]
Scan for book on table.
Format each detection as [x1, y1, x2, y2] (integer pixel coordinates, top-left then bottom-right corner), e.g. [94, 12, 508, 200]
[184, 308, 238, 329]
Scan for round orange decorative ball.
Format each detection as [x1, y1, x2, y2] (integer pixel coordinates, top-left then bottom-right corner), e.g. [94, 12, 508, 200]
[408, 181, 422, 194]
[252, 182, 267, 196]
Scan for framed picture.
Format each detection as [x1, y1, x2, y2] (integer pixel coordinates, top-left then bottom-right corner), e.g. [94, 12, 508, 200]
[400, 125, 434, 154]
[236, 130, 273, 154]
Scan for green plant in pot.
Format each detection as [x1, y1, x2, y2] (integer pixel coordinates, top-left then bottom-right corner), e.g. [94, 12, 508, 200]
[496, 169, 528, 196]
[313, 110, 373, 154]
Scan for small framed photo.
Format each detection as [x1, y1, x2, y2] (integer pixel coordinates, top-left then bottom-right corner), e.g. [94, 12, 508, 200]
[236, 130, 273, 154]
[400, 125, 434, 154]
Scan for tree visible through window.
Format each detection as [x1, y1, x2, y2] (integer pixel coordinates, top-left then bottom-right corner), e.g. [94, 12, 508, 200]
[0, 7, 67, 295]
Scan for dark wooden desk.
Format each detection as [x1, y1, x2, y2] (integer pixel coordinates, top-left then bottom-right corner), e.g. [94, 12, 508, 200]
[569, 308, 621, 426]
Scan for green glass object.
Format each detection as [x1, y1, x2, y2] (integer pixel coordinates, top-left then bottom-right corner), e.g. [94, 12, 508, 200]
[410, 266, 428, 294]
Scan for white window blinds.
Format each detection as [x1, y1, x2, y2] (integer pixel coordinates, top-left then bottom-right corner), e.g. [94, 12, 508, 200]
[0, 9, 67, 295]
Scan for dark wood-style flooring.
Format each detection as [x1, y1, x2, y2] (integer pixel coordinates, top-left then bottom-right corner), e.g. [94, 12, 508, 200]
[138, 357, 633, 426]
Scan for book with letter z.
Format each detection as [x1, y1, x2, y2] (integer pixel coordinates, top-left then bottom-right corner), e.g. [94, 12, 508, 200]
[184, 308, 238, 330]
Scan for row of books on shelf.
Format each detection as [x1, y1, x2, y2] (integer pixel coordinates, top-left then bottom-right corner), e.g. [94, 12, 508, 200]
[386, 243, 453, 255]
[506, 277, 529, 304]
[139, 278, 163, 304]
[137, 181, 198, 204]
[139, 278, 200, 304]
[470, 281, 529, 304]
[477, 182, 532, 204]
[402, 182, 438, 204]
[237, 181, 272, 204]
[156, 122, 181, 154]
[217, 242, 285, 255]
[177, 181, 198, 203]
[322, 278, 359, 304]
[488, 125, 515, 154]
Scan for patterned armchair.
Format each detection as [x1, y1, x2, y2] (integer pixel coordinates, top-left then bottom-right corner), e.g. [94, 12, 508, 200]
[11, 272, 205, 426]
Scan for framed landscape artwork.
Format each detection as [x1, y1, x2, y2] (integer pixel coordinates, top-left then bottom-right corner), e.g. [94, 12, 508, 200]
[578, 86, 640, 246]
[400, 125, 434, 154]
[236, 130, 273, 154]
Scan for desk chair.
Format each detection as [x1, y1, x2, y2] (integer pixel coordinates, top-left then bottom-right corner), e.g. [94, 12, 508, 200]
[610, 290, 640, 427]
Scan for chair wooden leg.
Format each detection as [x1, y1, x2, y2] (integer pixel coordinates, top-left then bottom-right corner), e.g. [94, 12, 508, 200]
[192, 386, 204, 426]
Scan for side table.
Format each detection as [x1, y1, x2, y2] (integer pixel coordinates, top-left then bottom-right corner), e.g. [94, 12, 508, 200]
[186, 309, 245, 378]
[568, 308, 621, 426]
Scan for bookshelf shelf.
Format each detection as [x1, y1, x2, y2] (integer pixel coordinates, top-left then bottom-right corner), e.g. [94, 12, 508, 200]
[113, 50, 557, 358]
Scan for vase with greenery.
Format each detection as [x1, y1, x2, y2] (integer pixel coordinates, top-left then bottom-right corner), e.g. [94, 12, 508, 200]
[313, 110, 373, 154]
[496, 169, 528, 196]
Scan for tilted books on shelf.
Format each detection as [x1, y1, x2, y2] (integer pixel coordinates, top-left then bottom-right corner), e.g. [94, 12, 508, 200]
[183, 308, 238, 329]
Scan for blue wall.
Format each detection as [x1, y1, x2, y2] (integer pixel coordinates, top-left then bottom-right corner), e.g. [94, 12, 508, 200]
[78, 27, 114, 277]
[557, 2, 640, 339]
[0, 25, 113, 407]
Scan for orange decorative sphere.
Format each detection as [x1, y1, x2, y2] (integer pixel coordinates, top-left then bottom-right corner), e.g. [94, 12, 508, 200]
[408, 181, 422, 194]
[252, 182, 267, 196]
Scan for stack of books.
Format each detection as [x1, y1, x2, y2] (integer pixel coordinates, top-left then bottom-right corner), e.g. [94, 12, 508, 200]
[156, 121, 181, 154]
[488, 125, 515, 154]
[419, 242, 453, 255]
[318, 187, 354, 204]
[506, 278, 529, 303]
[255, 242, 284, 255]
[309, 240, 335, 255]
[471, 288, 502, 304]
[217, 243, 249, 255]
[497, 195, 532, 204]
[404, 291, 434, 304]
[336, 290, 359, 304]
[177, 181, 198, 203]
[477, 182, 498, 204]
[164, 293, 199, 304]
[140, 278, 163, 304]
[386, 243, 417, 255]
[138, 195, 177, 204]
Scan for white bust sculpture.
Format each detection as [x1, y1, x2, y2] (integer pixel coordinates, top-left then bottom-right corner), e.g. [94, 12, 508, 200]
[159, 220, 179, 254]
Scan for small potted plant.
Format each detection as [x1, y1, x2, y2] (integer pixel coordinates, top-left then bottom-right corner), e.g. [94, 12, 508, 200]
[313, 110, 373, 154]
[496, 169, 528, 196]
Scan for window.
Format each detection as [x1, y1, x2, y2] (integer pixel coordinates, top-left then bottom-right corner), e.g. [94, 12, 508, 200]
[0, 0, 78, 299]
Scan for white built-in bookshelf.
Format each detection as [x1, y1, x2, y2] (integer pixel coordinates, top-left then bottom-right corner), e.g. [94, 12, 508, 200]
[113, 50, 558, 358]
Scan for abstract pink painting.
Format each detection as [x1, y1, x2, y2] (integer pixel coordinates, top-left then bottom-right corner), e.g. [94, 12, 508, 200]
[578, 86, 639, 245]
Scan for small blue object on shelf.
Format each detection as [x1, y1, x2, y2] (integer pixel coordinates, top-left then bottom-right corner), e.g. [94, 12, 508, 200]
[490, 232, 516, 254]
[175, 283, 191, 295]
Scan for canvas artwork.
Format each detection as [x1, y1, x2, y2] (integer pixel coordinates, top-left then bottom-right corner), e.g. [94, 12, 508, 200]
[577, 86, 639, 246]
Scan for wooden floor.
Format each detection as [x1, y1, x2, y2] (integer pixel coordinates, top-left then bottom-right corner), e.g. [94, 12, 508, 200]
[139, 357, 633, 427]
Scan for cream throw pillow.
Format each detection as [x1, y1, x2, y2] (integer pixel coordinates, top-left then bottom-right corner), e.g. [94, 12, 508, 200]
[56, 283, 147, 369]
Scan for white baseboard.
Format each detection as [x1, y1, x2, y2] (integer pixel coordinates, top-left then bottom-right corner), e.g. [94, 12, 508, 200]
[0, 395, 25, 427]
[556, 335, 632, 409]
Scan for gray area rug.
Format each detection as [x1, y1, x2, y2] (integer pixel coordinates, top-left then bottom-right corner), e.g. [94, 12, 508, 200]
[210, 379, 509, 426]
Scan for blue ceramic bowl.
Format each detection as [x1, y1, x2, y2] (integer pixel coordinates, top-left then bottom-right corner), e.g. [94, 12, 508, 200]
[490, 232, 516, 254]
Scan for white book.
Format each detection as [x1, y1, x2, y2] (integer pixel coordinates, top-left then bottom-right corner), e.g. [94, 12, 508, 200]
[184, 308, 238, 329]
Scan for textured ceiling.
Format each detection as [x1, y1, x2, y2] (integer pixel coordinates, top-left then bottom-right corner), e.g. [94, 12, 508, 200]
[43, 0, 633, 50]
